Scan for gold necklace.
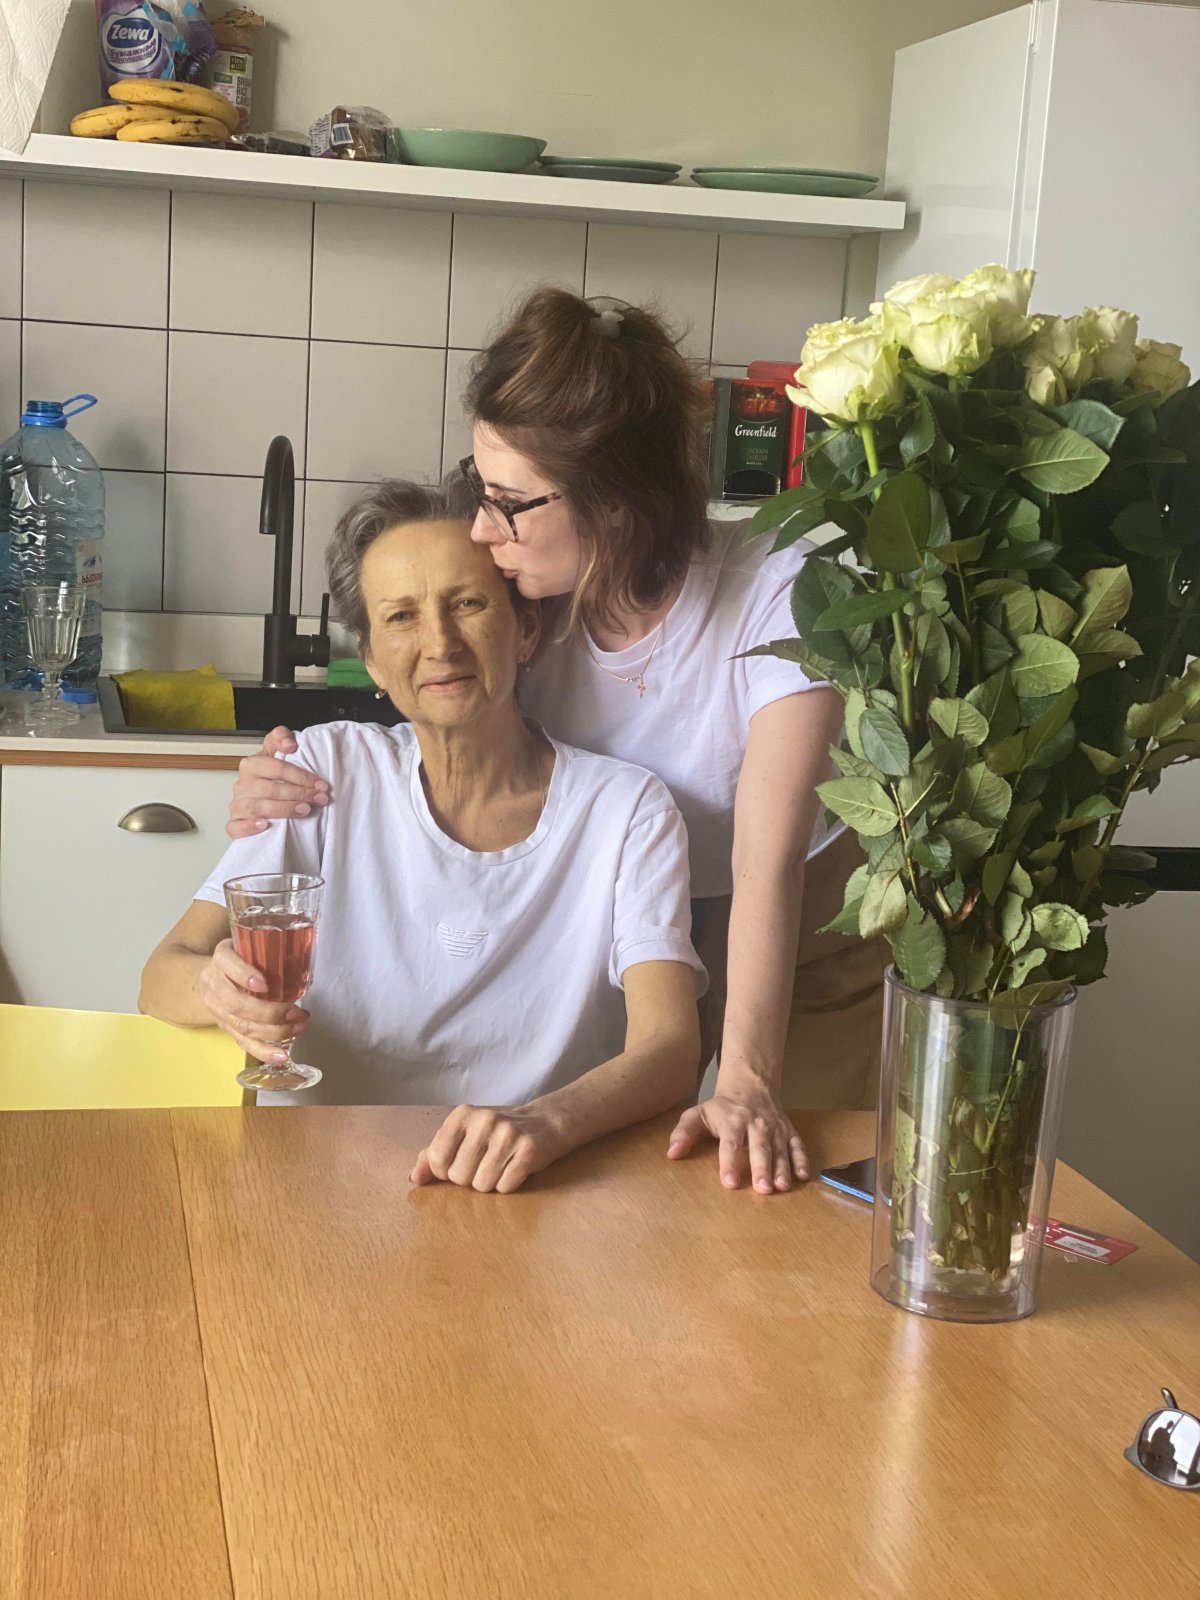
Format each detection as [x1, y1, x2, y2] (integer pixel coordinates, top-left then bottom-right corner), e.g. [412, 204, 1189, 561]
[585, 619, 666, 699]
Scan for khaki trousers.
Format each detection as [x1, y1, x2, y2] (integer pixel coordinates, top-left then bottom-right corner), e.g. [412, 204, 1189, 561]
[691, 829, 888, 1112]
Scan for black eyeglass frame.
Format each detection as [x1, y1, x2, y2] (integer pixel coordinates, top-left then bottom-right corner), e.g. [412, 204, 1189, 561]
[459, 456, 562, 543]
[1124, 1388, 1200, 1490]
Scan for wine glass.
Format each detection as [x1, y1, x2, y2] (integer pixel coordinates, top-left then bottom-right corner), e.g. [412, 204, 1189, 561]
[21, 583, 85, 728]
[223, 872, 324, 1092]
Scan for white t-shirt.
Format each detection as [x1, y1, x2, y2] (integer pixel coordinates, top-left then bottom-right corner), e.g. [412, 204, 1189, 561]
[196, 722, 705, 1107]
[519, 519, 838, 899]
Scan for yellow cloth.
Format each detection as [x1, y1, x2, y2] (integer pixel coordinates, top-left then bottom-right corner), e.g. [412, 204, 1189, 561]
[112, 662, 236, 731]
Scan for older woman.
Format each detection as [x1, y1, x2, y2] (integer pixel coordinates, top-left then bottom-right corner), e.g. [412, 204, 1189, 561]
[140, 481, 703, 1193]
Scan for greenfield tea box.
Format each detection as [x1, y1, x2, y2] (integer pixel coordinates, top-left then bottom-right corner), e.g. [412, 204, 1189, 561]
[706, 378, 790, 499]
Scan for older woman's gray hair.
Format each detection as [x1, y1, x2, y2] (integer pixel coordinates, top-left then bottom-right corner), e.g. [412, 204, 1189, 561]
[325, 476, 479, 650]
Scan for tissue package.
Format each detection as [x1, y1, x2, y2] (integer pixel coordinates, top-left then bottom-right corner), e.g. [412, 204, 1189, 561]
[96, 0, 214, 90]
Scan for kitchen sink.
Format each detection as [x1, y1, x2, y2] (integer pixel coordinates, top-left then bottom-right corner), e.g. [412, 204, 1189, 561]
[97, 676, 403, 738]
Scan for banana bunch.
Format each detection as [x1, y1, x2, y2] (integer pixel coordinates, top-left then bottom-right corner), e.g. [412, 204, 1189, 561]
[70, 79, 238, 145]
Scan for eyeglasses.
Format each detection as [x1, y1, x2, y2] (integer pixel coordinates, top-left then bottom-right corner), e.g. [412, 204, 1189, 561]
[1125, 1389, 1200, 1490]
[459, 455, 562, 543]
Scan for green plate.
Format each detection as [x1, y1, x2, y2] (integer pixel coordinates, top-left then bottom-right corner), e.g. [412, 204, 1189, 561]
[392, 128, 546, 172]
[691, 168, 878, 197]
[541, 155, 682, 172]
[693, 164, 878, 182]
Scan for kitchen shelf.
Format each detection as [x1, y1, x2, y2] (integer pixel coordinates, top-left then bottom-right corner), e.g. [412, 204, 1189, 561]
[3, 135, 905, 238]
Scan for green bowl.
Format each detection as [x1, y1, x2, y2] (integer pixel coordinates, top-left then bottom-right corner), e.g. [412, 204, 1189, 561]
[392, 128, 546, 172]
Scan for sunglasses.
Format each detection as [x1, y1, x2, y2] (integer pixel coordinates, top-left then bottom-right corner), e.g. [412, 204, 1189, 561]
[459, 456, 562, 543]
[1125, 1389, 1200, 1490]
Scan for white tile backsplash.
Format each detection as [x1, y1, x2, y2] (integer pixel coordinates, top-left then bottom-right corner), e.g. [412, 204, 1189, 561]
[103, 471, 166, 611]
[712, 233, 846, 367]
[441, 348, 478, 476]
[21, 320, 167, 470]
[5, 177, 832, 627]
[23, 182, 169, 328]
[300, 479, 373, 615]
[0, 319, 19, 430]
[0, 181, 21, 319]
[449, 214, 586, 349]
[311, 205, 451, 346]
[170, 192, 314, 339]
[584, 223, 719, 359]
[165, 473, 302, 614]
[306, 342, 445, 482]
[167, 330, 309, 476]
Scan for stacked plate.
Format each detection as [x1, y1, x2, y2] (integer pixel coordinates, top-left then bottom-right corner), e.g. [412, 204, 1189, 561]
[539, 155, 681, 185]
[690, 166, 879, 197]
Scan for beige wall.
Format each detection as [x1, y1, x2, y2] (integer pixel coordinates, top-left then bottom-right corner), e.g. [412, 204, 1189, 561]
[45, 0, 1021, 166]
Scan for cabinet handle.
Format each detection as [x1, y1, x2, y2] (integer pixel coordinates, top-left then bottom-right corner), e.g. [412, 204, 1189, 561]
[117, 803, 198, 834]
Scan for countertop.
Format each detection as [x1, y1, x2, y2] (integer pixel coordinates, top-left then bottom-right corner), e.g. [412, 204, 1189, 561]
[0, 694, 254, 767]
[5, 1105, 1198, 1598]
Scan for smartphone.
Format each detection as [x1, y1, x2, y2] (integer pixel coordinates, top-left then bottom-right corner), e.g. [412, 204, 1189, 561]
[819, 1156, 877, 1203]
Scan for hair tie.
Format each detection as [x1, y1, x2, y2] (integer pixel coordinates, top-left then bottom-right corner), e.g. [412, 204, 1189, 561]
[588, 296, 626, 339]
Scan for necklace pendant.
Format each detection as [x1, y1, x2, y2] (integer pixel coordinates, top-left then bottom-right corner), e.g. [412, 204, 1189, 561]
[636, 678, 646, 699]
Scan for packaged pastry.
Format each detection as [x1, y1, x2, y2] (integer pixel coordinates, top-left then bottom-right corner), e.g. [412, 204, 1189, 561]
[206, 7, 264, 132]
[309, 105, 391, 161]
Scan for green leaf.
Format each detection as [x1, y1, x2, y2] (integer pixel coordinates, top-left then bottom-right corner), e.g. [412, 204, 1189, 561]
[1106, 846, 1158, 874]
[1023, 687, 1078, 769]
[1010, 635, 1080, 698]
[910, 833, 952, 873]
[1057, 795, 1121, 833]
[967, 670, 1019, 739]
[866, 473, 930, 572]
[999, 890, 1032, 952]
[911, 611, 954, 691]
[1072, 843, 1104, 882]
[1012, 427, 1109, 494]
[829, 745, 886, 782]
[895, 758, 945, 824]
[820, 861, 870, 937]
[859, 870, 908, 939]
[940, 816, 999, 863]
[984, 731, 1026, 776]
[951, 763, 1013, 828]
[859, 706, 910, 777]
[1111, 500, 1176, 559]
[1079, 742, 1131, 776]
[1030, 903, 1090, 951]
[746, 484, 825, 542]
[892, 900, 946, 991]
[935, 533, 988, 564]
[1049, 398, 1125, 450]
[1007, 946, 1048, 987]
[1126, 684, 1188, 741]
[997, 587, 1039, 641]
[900, 394, 936, 464]
[1035, 589, 1077, 641]
[1071, 566, 1133, 642]
[816, 776, 897, 837]
[844, 688, 867, 757]
[982, 852, 1014, 905]
[813, 590, 911, 630]
[929, 697, 989, 746]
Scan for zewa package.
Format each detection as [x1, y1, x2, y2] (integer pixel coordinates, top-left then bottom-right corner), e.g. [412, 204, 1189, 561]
[95, 0, 215, 91]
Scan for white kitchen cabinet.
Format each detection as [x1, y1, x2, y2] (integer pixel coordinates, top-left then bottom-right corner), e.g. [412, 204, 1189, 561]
[0, 763, 235, 1013]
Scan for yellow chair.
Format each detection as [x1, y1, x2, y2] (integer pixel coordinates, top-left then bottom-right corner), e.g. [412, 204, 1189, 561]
[0, 1004, 251, 1110]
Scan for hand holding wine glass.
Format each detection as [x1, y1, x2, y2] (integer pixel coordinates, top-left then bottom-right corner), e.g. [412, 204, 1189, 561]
[222, 873, 324, 1092]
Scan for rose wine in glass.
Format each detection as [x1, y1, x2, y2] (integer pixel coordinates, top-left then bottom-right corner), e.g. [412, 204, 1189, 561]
[223, 873, 324, 1092]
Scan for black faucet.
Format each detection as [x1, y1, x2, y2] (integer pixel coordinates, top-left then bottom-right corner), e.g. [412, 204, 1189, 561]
[260, 435, 330, 687]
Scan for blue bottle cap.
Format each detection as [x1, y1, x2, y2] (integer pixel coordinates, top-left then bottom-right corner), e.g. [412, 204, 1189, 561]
[21, 395, 98, 427]
[61, 685, 99, 704]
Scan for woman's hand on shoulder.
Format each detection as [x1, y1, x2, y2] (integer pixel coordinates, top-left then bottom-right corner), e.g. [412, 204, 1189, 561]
[197, 938, 310, 1064]
[666, 1076, 809, 1194]
[410, 1103, 568, 1194]
[226, 726, 331, 840]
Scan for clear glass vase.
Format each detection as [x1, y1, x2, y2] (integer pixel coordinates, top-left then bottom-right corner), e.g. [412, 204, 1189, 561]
[871, 968, 1076, 1323]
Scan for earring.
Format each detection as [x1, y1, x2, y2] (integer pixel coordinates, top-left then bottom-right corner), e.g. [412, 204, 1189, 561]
[374, 688, 387, 699]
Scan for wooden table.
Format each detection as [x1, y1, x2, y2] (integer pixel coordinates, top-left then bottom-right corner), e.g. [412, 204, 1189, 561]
[3, 1108, 1198, 1599]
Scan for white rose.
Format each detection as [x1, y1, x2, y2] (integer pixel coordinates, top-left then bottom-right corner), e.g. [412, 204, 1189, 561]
[872, 272, 959, 314]
[1131, 338, 1191, 399]
[1025, 363, 1067, 407]
[883, 292, 993, 376]
[1023, 314, 1095, 400]
[799, 315, 878, 367]
[1080, 306, 1139, 383]
[788, 324, 904, 425]
[956, 264, 1036, 347]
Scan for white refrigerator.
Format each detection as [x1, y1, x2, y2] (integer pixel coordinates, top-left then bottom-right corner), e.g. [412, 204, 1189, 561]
[877, 0, 1200, 1257]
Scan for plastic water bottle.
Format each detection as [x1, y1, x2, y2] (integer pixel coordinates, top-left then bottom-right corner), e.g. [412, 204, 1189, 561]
[0, 396, 105, 695]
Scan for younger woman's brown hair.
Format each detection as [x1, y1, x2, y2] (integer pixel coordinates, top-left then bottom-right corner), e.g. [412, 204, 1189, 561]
[464, 288, 712, 636]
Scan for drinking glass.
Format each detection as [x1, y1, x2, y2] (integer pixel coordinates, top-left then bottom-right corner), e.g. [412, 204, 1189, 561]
[223, 872, 324, 1092]
[21, 583, 85, 728]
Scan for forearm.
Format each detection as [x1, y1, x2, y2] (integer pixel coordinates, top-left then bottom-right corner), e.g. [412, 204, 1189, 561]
[717, 853, 806, 1094]
[139, 942, 217, 1027]
[530, 1026, 698, 1159]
